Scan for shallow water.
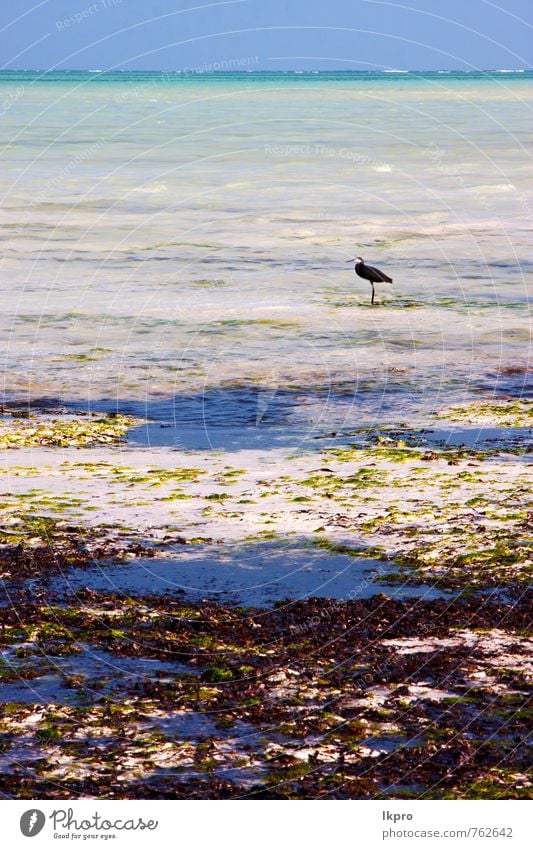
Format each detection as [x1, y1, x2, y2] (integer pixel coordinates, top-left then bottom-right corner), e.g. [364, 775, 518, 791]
[1, 71, 531, 437]
[47, 541, 452, 607]
[0, 643, 192, 705]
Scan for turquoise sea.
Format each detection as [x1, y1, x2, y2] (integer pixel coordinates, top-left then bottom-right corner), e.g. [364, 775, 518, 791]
[1, 71, 531, 447]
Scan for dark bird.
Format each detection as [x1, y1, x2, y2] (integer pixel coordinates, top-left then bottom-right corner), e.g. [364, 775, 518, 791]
[346, 256, 393, 304]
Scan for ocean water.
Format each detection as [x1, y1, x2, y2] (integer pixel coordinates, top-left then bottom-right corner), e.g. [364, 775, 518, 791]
[1, 71, 531, 442]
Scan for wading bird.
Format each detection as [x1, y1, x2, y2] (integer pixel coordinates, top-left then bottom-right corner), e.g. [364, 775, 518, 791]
[346, 256, 393, 304]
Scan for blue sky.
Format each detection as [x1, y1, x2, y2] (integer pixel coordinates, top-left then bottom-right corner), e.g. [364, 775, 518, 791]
[0, 0, 531, 71]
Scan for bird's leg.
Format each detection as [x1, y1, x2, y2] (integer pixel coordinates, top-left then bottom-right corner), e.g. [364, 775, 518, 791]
[370, 283, 375, 305]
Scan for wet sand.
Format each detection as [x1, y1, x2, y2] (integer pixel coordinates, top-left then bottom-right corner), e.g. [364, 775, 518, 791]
[0, 400, 530, 799]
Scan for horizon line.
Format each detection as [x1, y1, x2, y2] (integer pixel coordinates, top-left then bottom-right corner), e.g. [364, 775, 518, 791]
[1, 67, 531, 73]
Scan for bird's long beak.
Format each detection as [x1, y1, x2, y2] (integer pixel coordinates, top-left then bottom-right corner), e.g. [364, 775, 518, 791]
[345, 259, 355, 262]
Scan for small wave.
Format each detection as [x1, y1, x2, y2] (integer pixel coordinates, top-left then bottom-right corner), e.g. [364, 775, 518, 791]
[471, 183, 516, 193]
[133, 182, 168, 194]
[372, 164, 392, 173]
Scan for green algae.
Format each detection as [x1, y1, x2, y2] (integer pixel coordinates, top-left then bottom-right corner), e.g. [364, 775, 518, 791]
[212, 319, 299, 330]
[312, 537, 380, 558]
[437, 399, 532, 427]
[55, 353, 100, 363]
[217, 468, 246, 483]
[201, 667, 234, 682]
[109, 466, 205, 486]
[0, 414, 141, 449]
[331, 444, 424, 463]
[159, 492, 191, 501]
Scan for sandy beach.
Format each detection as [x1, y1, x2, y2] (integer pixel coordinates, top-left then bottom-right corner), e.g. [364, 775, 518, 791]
[0, 395, 530, 798]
